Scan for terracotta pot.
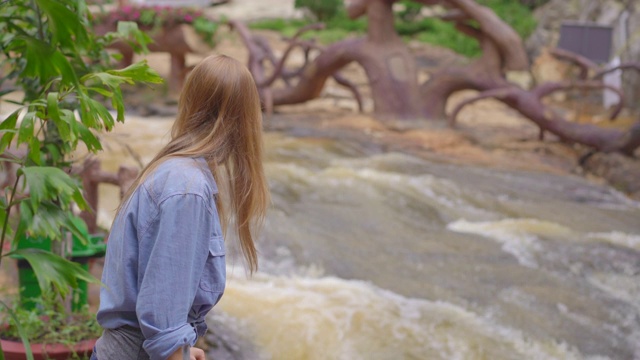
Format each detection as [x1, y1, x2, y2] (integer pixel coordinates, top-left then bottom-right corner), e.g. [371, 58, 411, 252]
[1, 338, 96, 360]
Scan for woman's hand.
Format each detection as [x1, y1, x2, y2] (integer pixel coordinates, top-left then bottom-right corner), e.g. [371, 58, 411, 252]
[188, 347, 206, 360]
[167, 346, 206, 360]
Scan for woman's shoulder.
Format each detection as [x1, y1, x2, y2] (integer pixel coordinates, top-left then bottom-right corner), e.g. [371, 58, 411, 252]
[142, 157, 218, 204]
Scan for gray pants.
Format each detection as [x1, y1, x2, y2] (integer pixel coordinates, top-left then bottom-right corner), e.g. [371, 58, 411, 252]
[92, 326, 150, 360]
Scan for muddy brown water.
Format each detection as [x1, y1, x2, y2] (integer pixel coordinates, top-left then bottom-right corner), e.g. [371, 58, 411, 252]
[86, 115, 640, 359]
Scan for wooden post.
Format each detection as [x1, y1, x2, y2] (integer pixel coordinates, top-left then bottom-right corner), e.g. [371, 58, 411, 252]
[78, 159, 139, 234]
[79, 160, 101, 234]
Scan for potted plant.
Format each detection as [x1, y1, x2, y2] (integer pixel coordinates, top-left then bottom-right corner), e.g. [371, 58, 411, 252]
[0, 292, 101, 360]
[0, 0, 163, 358]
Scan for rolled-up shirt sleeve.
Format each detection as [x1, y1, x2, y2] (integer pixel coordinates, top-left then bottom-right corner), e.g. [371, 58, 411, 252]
[136, 193, 213, 360]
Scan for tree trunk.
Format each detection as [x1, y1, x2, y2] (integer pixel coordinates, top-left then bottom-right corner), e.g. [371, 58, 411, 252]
[420, 26, 510, 119]
[270, 38, 364, 106]
[359, 42, 423, 119]
[270, 0, 424, 119]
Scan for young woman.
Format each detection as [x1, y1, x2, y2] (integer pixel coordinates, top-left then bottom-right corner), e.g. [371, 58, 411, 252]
[93, 55, 269, 360]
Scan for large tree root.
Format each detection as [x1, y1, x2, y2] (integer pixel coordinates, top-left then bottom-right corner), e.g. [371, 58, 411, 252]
[449, 81, 640, 154]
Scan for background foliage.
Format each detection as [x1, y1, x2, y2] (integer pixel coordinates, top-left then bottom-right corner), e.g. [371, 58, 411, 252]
[94, 5, 219, 46]
[252, 0, 538, 57]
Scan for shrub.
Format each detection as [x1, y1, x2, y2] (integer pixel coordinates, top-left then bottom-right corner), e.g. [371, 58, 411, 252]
[397, 0, 423, 22]
[253, 0, 536, 57]
[519, 0, 551, 10]
[294, 0, 343, 22]
[395, 0, 536, 57]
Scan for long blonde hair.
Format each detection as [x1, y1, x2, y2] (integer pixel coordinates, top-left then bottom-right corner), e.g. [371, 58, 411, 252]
[119, 54, 269, 273]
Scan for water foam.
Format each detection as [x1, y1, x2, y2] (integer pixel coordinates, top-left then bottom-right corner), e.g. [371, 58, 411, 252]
[267, 159, 498, 222]
[586, 231, 640, 251]
[214, 271, 585, 360]
[446, 218, 575, 267]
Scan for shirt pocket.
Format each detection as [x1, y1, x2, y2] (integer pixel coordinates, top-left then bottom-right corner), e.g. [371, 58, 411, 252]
[199, 235, 226, 294]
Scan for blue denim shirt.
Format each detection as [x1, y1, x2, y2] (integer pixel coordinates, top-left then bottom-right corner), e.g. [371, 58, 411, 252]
[97, 157, 225, 360]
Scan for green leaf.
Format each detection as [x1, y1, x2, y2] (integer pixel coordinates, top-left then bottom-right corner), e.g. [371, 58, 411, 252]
[34, 0, 90, 49]
[59, 109, 79, 145]
[0, 110, 19, 130]
[71, 188, 89, 212]
[47, 92, 71, 142]
[47, 92, 60, 121]
[0, 206, 7, 243]
[76, 122, 102, 153]
[5, 248, 100, 299]
[63, 214, 89, 244]
[0, 130, 17, 153]
[85, 71, 132, 88]
[78, 95, 98, 129]
[0, 300, 35, 360]
[50, 49, 80, 87]
[0, 109, 19, 153]
[115, 21, 153, 53]
[89, 98, 114, 130]
[44, 143, 62, 163]
[87, 87, 113, 97]
[18, 111, 35, 144]
[110, 52, 123, 62]
[15, 202, 33, 247]
[17, 202, 87, 243]
[21, 38, 79, 86]
[21, 38, 57, 83]
[21, 202, 68, 240]
[112, 87, 125, 122]
[19, 167, 80, 209]
[81, 99, 105, 129]
[108, 60, 164, 85]
[28, 137, 41, 165]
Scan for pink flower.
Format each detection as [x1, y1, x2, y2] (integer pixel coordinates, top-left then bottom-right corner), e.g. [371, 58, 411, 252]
[184, 14, 193, 22]
[133, 11, 140, 19]
[121, 5, 132, 13]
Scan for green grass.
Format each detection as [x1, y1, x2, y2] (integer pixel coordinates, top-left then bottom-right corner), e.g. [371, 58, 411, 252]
[479, 0, 538, 38]
[249, 0, 536, 57]
[413, 20, 480, 58]
[249, 12, 367, 44]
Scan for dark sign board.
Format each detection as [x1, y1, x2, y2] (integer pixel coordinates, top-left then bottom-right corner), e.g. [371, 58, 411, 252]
[557, 22, 613, 64]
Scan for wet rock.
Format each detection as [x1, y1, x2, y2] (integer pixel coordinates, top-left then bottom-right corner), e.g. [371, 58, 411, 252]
[583, 152, 640, 198]
[204, 312, 262, 360]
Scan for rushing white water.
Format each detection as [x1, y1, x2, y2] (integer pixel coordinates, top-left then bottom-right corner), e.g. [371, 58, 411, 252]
[93, 120, 640, 359]
[448, 219, 640, 268]
[447, 219, 575, 268]
[216, 271, 586, 360]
